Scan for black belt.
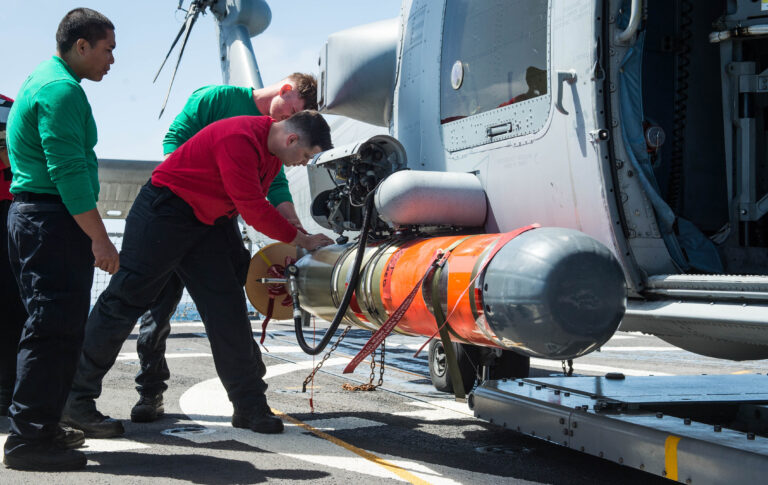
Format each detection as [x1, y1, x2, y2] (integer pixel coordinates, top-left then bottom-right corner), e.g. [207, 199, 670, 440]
[148, 182, 192, 213]
[147, 180, 233, 226]
[14, 191, 63, 203]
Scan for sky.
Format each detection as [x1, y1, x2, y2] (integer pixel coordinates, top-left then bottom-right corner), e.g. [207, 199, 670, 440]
[0, 1, 401, 161]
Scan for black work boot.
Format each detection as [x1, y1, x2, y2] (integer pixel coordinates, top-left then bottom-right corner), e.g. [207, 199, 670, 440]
[54, 424, 86, 449]
[3, 435, 87, 471]
[61, 403, 124, 439]
[130, 393, 164, 423]
[232, 399, 283, 434]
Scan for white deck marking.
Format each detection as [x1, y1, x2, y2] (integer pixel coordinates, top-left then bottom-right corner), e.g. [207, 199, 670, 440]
[530, 358, 672, 376]
[394, 401, 474, 421]
[180, 358, 350, 426]
[116, 352, 211, 361]
[81, 438, 151, 453]
[259, 345, 313, 354]
[180, 377, 413, 481]
[303, 417, 385, 431]
[599, 346, 677, 352]
[607, 334, 638, 340]
[0, 435, 148, 454]
[178, 361, 504, 484]
[264, 358, 349, 379]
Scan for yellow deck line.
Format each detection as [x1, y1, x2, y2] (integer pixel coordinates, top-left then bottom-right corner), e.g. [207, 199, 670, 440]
[664, 435, 681, 481]
[273, 409, 432, 485]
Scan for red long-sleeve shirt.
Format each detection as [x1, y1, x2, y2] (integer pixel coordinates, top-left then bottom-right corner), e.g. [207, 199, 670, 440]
[1, 93, 14, 201]
[151, 115, 298, 243]
[1, 173, 10, 202]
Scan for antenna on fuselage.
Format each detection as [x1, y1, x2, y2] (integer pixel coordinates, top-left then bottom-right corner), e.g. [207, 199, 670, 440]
[154, 0, 207, 119]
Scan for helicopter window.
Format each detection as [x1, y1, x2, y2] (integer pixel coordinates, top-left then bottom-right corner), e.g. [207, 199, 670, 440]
[440, 0, 549, 150]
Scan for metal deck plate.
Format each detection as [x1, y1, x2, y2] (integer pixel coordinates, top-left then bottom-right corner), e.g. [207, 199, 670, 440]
[521, 374, 768, 405]
[471, 375, 768, 484]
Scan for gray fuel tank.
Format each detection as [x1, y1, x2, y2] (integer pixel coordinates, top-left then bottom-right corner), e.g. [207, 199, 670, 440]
[374, 171, 487, 227]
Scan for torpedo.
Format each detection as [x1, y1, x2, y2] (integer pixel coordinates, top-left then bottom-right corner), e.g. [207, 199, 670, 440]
[291, 226, 625, 361]
[246, 135, 625, 361]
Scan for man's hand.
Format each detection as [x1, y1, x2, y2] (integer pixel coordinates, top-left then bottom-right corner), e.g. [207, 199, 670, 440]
[92, 236, 120, 275]
[72, 208, 121, 274]
[292, 231, 334, 251]
[1, 147, 11, 169]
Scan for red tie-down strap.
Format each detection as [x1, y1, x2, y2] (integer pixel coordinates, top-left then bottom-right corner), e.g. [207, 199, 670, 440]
[260, 256, 295, 348]
[412, 224, 540, 358]
[342, 247, 450, 374]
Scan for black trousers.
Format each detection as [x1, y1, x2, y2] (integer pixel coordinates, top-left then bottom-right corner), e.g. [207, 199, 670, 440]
[0, 200, 28, 399]
[135, 218, 239, 397]
[6, 196, 94, 442]
[67, 182, 266, 411]
[135, 272, 184, 396]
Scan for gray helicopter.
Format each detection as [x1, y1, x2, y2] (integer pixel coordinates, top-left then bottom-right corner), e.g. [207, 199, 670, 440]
[95, 1, 768, 480]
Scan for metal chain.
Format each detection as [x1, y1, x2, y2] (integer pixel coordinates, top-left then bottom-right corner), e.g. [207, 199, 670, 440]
[367, 345, 377, 384]
[302, 325, 352, 392]
[561, 359, 574, 377]
[343, 338, 386, 392]
[377, 339, 386, 387]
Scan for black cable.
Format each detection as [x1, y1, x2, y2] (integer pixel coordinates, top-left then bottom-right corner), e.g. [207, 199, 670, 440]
[294, 191, 375, 355]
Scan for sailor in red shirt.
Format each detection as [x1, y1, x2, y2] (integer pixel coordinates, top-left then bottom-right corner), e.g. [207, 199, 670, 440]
[1, 94, 28, 419]
[153, 115, 301, 242]
[63, 111, 334, 437]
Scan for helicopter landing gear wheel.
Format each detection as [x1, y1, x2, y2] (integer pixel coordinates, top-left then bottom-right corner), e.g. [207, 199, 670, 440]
[428, 340, 478, 393]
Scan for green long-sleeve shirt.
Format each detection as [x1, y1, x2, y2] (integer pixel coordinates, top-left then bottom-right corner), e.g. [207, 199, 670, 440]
[7, 56, 99, 215]
[163, 85, 293, 207]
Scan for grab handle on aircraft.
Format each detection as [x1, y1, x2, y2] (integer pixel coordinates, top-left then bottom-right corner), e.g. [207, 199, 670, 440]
[615, 0, 643, 44]
[555, 70, 577, 115]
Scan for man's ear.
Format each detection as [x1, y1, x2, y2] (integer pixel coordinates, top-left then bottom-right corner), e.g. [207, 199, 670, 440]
[75, 38, 88, 56]
[286, 133, 299, 146]
[279, 84, 293, 96]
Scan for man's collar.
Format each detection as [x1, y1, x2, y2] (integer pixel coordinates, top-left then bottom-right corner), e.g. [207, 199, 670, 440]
[52, 55, 82, 83]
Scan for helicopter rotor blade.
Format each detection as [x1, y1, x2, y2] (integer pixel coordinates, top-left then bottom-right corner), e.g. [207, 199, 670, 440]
[153, 0, 203, 83]
[157, 2, 202, 119]
[153, 19, 188, 83]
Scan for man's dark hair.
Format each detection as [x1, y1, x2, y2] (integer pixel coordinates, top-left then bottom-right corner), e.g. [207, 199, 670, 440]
[285, 110, 332, 151]
[56, 8, 114, 54]
[287, 73, 318, 111]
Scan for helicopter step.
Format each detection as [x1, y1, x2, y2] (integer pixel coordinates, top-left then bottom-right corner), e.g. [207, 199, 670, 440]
[621, 296, 768, 361]
[620, 274, 768, 361]
[643, 274, 768, 303]
[469, 374, 768, 484]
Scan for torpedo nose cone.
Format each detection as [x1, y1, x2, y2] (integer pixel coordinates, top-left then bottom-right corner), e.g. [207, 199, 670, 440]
[482, 228, 626, 360]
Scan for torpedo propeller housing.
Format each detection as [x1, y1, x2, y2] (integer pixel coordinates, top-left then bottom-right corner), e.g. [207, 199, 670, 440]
[291, 135, 627, 361]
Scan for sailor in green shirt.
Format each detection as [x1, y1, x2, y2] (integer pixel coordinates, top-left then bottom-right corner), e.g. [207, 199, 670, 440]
[162, 79, 315, 212]
[3, 8, 117, 472]
[127, 75, 318, 425]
